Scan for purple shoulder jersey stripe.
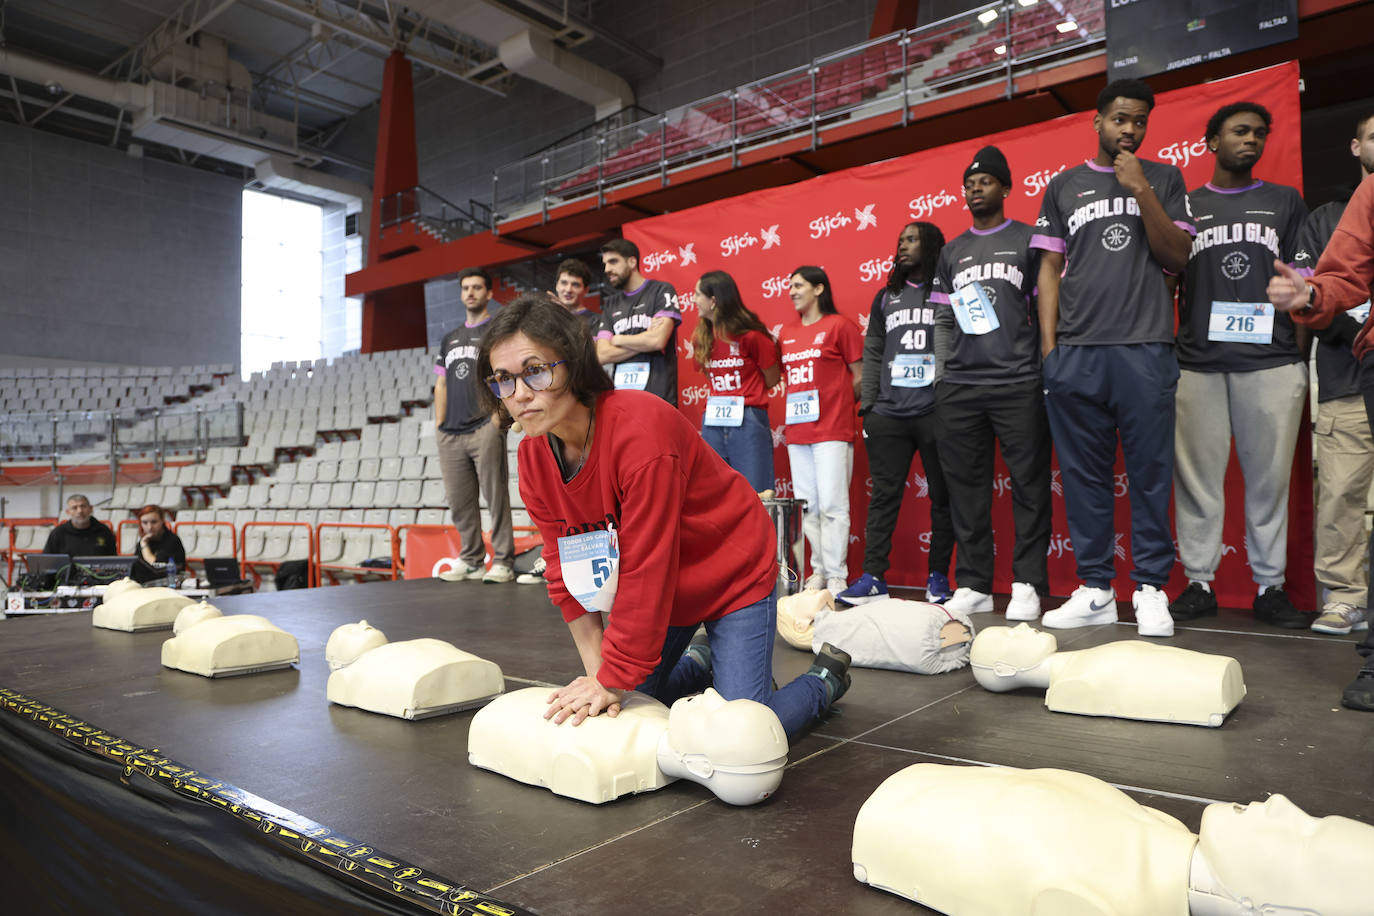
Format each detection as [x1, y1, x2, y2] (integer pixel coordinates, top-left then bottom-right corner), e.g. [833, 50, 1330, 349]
[595, 330, 614, 340]
[1029, 234, 1065, 253]
[433, 364, 445, 376]
[1174, 219, 1197, 237]
[652, 310, 683, 321]
[928, 291, 951, 305]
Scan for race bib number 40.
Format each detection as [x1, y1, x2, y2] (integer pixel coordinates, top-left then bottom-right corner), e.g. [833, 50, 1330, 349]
[704, 396, 744, 427]
[1207, 301, 1274, 344]
[785, 390, 819, 424]
[891, 353, 934, 388]
[614, 361, 650, 390]
[558, 526, 619, 614]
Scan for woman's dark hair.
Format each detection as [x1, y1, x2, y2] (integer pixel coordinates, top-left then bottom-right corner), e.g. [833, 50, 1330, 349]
[476, 294, 612, 414]
[790, 265, 838, 316]
[691, 270, 778, 372]
[888, 220, 945, 292]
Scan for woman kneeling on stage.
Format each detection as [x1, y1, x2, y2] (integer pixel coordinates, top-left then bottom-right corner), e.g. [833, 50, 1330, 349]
[476, 295, 851, 737]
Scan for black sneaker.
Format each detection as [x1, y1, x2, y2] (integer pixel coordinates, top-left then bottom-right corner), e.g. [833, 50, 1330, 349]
[1342, 657, 1374, 711]
[1169, 582, 1218, 621]
[807, 642, 852, 705]
[1253, 586, 1309, 629]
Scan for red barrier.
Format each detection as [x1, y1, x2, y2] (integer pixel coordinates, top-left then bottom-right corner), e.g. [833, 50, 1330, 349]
[2, 517, 57, 587]
[240, 521, 317, 588]
[170, 520, 240, 574]
[315, 522, 400, 584]
[623, 62, 1315, 610]
[399, 524, 541, 580]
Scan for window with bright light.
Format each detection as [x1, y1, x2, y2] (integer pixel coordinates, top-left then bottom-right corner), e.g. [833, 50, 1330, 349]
[241, 190, 324, 379]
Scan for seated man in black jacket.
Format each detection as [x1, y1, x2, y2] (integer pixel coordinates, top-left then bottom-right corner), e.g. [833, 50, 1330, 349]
[43, 494, 116, 556]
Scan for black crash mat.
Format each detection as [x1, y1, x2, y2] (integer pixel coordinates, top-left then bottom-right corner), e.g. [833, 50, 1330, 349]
[0, 579, 1371, 915]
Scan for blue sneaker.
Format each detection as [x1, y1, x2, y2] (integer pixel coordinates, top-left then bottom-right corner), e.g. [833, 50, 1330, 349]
[837, 573, 888, 606]
[926, 571, 952, 603]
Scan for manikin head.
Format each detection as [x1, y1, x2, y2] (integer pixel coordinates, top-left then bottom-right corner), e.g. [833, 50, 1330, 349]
[776, 588, 834, 650]
[656, 689, 788, 806]
[172, 599, 222, 635]
[325, 619, 389, 670]
[969, 624, 1058, 692]
[1191, 794, 1374, 915]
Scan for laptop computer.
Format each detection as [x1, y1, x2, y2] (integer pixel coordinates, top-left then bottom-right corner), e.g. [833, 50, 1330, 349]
[203, 557, 251, 591]
[21, 554, 72, 590]
[72, 556, 137, 587]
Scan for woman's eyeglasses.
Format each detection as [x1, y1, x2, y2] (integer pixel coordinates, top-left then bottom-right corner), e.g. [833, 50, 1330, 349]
[485, 360, 566, 398]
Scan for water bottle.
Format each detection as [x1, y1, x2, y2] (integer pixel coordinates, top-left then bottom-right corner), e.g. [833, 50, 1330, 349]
[166, 558, 177, 586]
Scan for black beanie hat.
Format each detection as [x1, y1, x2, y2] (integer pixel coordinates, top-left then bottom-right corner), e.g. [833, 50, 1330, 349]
[964, 145, 1011, 188]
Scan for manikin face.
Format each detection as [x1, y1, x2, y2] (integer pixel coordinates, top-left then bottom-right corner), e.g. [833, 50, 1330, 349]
[66, 497, 93, 528]
[895, 226, 921, 269]
[964, 174, 1008, 219]
[1353, 117, 1374, 176]
[1094, 97, 1150, 159]
[970, 623, 1058, 671]
[461, 276, 491, 313]
[602, 252, 635, 290]
[487, 332, 579, 439]
[1211, 111, 1268, 172]
[1198, 793, 1374, 909]
[789, 274, 823, 314]
[555, 272, 586, 310]
[692, 280, 715, 319]
[139, 512, 166, 539]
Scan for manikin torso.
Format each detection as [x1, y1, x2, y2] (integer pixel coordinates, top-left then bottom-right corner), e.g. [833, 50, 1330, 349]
[970, 624, 1245, 726]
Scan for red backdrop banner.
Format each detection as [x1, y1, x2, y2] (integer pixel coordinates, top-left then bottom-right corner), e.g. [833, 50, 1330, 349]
[620, 61, 1315, 609]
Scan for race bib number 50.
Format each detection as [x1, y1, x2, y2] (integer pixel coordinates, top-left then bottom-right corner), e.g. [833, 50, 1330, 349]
[558, 526, 620, 614]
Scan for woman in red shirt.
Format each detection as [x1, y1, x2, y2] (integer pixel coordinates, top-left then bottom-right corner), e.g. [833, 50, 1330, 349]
[691, 270, 781, 492]
[476, 295, 851, 735]
[778, 266, 864, 595]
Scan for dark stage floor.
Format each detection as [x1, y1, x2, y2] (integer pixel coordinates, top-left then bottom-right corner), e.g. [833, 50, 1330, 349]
[1, 579, 1370, 915]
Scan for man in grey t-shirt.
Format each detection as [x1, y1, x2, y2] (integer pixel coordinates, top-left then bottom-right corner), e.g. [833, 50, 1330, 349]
[1170, 101, 1310, 630]
[1031, 78, 1194, 637]
[434, 266, 515, 584]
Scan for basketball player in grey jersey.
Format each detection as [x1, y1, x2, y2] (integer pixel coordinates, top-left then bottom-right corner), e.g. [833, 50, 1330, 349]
[1031, 78, 1194, 638]
[930, 145, 1051, 622]
[1171, 102, 1310, 630]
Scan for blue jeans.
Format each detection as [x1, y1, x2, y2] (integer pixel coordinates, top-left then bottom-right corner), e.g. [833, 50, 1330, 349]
[636, 592, 828, 739]
[702, 405, 775, 493]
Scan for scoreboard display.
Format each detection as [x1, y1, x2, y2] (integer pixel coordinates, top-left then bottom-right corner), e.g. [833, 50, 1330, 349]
[1106, 0, 1299, 80]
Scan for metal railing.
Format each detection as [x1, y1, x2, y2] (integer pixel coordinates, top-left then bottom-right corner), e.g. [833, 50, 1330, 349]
[0, 402, 245, 470]
[491, 0, 1105, 221]
[378, 185, 491, 240]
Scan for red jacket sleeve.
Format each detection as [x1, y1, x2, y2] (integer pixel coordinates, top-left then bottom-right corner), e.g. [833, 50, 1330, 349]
[595, 455, 684, 691]
[1294, 174, 1374, 330]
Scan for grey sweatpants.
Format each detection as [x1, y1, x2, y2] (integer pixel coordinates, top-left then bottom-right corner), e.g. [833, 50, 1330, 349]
[1174, 363, 1307, 587]
[436, 420, 515, 567]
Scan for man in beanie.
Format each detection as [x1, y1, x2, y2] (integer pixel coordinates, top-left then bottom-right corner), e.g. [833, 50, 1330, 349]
[930, 145, 1052, 622]
[1031, 78, 1194, 637]
[1170, 102, 1310, 629]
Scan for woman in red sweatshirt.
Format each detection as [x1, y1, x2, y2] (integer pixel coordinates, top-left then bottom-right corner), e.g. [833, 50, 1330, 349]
[475, 295, 851, 736]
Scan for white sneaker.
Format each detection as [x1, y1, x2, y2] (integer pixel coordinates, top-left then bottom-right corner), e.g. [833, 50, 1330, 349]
[803, 573, 826, 591]
[438, 562, 483, 582]
[1312, 602, 1369, 635]
[946, 587, 994, 614]
[1006, 582, 1041, 621]
[825, 577, 848, 596]
[483, 563, 514, 583]
[1042, 585, 1117, 629]
[516, 556, 546, 585]
[1132, 584, 1174, 637]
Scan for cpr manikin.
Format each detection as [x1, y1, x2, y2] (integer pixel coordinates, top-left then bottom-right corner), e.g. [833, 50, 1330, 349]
[325, 620, 504, 719]
[852, 764, 1374, 916]
[93, 585, 196, 631]
[160, 610, 299, 677]
[778, 591, 975, 675]
[102, 577, 142, 602]
[971, 624, 1245, 726]
[469, 687, 787, 806]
